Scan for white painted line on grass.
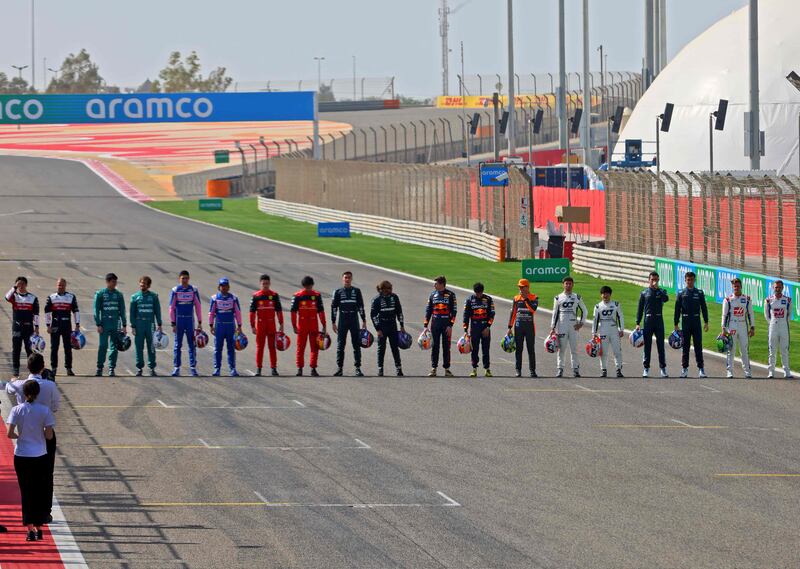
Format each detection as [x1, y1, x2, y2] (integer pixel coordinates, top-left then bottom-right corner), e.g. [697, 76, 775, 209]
[436, 491, 462, 507]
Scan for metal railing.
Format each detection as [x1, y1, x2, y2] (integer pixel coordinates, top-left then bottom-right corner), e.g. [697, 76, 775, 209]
[272, 158, 535, 260]
[600, 171, 800, 280]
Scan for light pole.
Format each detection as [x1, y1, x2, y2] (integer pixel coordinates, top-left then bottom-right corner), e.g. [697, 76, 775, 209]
[557, 0, 567, 149]
[352, 55, 356, 100]
[47, 67, 58, 89]
[582, 0, 591, 167]
[12, 64, 29, 87]
[506, 0, 517, 156]
[748, 0, 761, 170]
[313, 56, 325, 92]
[31, 0, 35, 90]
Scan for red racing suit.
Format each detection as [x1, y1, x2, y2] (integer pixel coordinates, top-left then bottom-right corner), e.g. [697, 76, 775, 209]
[249, 289, 284, 369]
[290, 289, 326, 368]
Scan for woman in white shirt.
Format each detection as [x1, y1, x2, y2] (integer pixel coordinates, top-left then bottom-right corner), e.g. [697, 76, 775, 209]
[6, 380, 55, 542]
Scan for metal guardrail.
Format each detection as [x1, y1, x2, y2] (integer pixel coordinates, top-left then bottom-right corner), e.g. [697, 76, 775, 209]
[258, 197, 501, 261]
[572, 244, 654, 286]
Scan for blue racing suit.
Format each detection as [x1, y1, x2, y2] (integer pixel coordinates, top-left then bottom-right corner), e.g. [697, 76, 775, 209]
[169, 285, 202, 369]
[209, 292, 242, 372]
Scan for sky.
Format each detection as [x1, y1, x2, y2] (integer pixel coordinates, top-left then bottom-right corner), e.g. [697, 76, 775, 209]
[0, 0, 746, 98]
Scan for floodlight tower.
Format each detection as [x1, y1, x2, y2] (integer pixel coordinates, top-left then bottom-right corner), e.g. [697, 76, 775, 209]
[440, 0, 451, 96]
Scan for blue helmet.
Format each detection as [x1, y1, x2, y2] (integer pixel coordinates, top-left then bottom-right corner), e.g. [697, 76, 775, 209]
[668, 330, 683, 350]
[396, 330, 413, 350]
[629, 329, 645, 348]
[218, 277, 230, 286]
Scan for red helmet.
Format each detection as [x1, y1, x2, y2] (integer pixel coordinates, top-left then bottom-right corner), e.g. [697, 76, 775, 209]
[585, 336, 603, 358]
[275, 331, 291, 351]
[317, 333, 331, 351]
[544, 333, 559, 354]
[194, 329, 209, 349]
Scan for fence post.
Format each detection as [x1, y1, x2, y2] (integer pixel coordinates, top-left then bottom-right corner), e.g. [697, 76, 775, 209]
[774, 177, 784, 277]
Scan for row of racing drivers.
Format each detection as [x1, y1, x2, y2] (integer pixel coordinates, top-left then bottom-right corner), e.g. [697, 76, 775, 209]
[4, 269, 792, 379]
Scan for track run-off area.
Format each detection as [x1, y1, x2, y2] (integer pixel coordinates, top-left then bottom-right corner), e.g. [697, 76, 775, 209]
[0, 155, 799, 568]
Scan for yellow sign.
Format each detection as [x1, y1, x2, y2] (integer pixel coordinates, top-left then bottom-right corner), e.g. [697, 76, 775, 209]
[436, 93, 599, 110]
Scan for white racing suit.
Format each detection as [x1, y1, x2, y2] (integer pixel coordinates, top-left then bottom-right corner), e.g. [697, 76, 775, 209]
[721, 294, 755, 375]
[764, 294, 792, 377]
[592, 300, 624, 372]
[551, 292, 588, 372]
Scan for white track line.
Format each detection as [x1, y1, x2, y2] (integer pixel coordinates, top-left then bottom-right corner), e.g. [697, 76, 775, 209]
[197, 438, 212, 448]
[292, 399, 306, 408]
[670, 419, 696, 428]
[353, 438, 371, 449]
[49, 495, 89, 567]
[156, 399, 172, 408]
[253, 491, 270, 504]
[699, 384, 721, 393]
[436, 491, 462, 507]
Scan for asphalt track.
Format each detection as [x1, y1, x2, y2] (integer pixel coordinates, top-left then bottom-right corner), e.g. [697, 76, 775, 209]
[1, 155, 799, 568]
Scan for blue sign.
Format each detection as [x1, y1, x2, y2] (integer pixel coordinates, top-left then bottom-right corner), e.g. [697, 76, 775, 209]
[479, 163, 509, 187]
[0, 92, 315, 124]
[317, 222, 350, 238]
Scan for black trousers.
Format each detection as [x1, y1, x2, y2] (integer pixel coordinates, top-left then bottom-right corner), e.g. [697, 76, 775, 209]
[681, 320, 704, 369]
[514, 322, 536, 372]
[335, 319, 361, 368]
[50, 327, 73, 370]
[11, 323, 33, 374]
[14, 454, 50, 526]
[469, 323, 491, 369]
[643, 317, 666, 369]
[377, 325, 401, 369]
[430, 320, 452, 369]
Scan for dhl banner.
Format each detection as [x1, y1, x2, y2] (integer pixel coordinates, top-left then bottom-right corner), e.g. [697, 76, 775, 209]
[436, 93, 600, 110]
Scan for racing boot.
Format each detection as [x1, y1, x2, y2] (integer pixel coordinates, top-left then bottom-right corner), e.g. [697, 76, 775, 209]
[428, 368, 437, 377]
[469, 368, 478, 378]
[150, 368, 158, 377]
[171, 367, 180, 377]
[66, 368, 75, 376]
[135, 369, 143, 377]
[396, 367, 404, 377]
[95, 367, 103, 377]
[601, 369, 607, 378]
[444, 369, 454, 378]
[354, 367, 364, 377]
[377, 367, 384, 377]
[484, 369, 493, 377]
[108, 369, 116, 377]
[271, 368, 279, 376]
[296, 368, 303, 376]
[310, 368, 320, 377]
[333, 368, 344, 377]
[230, 369, 240, 377]
[189, 367, 199, 377]
[255, 368, 262, 377]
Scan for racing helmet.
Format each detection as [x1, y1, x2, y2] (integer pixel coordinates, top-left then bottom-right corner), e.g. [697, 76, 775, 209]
[234, 332, 249, 351]
[70, 330, 86, 350]
[585, 336, 603, 358]
[397, 330, 413, 350]
[194, 329, 209, 349]
[417, 329, 432, 350]
[544, 333, 559, 354]
[501, 333, 516, 353]
[668, 330, 683, 350]
[29, 334, 46, 355]
[275, 331, 291, 351]
[153, 330, 170, 351]
[629, 329, 645, 348]
[715, 332, 731, 353]
[115, 333, 132, 352]
[317, 333, 332, 351]
[359, 329, 374, 348]
[456, 334, 471, 354]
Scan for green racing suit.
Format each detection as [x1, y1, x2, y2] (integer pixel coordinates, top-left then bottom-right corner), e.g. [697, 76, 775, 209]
[130, 290, 162, 371]
[94, 288, 126, 371]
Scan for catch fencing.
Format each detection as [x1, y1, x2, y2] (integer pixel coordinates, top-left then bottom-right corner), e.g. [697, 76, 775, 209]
[272, 158, 535, 260]
[600, 171, 800, 281]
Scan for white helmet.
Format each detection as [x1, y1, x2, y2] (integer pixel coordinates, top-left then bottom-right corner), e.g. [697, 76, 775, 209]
[153, 330, 170, 351]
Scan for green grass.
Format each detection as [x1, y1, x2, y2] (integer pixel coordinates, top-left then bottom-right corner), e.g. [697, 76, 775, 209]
[149, 197, 799, 369]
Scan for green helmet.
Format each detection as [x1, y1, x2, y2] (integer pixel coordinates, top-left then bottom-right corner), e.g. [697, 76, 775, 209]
[501, 334, 516, 353]
[715, 333, 730, 353]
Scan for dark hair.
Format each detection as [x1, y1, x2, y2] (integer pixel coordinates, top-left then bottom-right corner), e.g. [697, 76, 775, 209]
[600, 286, 612, 295]
[15, 276, 27, 285]
[774, 279, 784, 286]
[301, 276, 314, 287]
[685, 271, 696, 279]
[140, 275, 152, 287]
[649, 271, 660, 279]
[23, 380, 40, 404]
[259, 274, 270, 281]
[434, 275, 447, 285]
[27, 353, 45, 374]
[562, 276, 574, 283]
[179, 270, 190, 278]
[473, 282, 484, 293]
[731, 277, 742, 285]
[377, 280, 392, 292]
[105, 273, 118, 282]
[342, 271, 353, 277]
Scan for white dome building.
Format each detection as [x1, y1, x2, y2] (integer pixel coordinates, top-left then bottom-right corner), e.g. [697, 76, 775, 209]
[615, 0, 800, 175]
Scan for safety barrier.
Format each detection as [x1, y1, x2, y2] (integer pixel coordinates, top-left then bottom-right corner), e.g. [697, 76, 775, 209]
[258, 197, 502, 261]
[572, 244, 654, 286]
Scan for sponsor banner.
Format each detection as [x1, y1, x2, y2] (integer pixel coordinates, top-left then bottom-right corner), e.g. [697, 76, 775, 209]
[479, 163, 509, 187]
[198, 199, 223, 211]
[522, 258, 570, 282]
[655, 257, 800, 320]
[0, 92, 315, 124]
[317, 222, 350, 238]
[435, 93, 598, 109]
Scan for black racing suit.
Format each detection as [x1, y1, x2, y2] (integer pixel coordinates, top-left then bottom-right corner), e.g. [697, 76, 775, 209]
[371, 293, 404, 370]
[463, 294, 495, 369]
[5, 288, 40, 376]
[331, 286, 366, 369]
[509, 294, 539, 373]
[673, 287, 708, 370]
[424, 288, 457, 369]
[44, 291, 80, 372]
[636, 287, 669, 370]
